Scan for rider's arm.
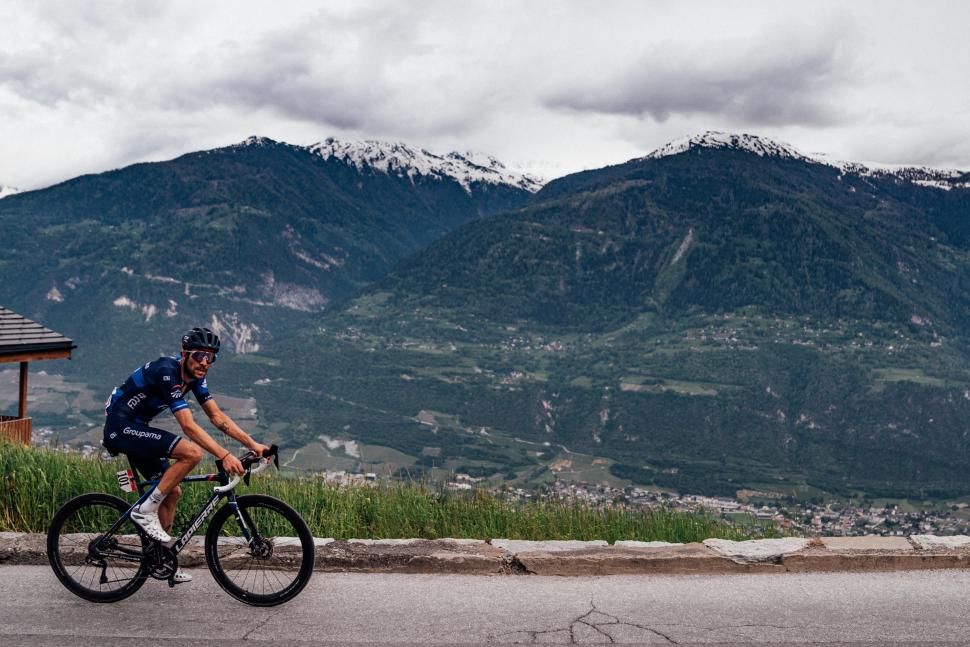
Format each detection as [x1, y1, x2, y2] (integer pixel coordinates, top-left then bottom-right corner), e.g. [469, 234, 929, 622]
[201, 398, 267, 454]
[173, 408, 235, 460]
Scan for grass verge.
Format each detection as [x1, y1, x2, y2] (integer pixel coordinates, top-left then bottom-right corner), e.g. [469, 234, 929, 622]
[0, 439, 781, 542]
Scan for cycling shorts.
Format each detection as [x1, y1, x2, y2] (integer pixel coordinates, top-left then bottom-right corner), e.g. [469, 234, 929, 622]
[103, 413, 181, 480]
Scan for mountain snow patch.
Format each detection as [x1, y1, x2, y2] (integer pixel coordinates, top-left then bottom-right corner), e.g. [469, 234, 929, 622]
[645, 131, 970, 190]
[308, 138, 543, 194]
[646, 131, 811, 162]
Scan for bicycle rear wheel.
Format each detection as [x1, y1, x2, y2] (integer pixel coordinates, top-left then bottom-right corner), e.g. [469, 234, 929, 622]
[204, 494, 314, 606]
[47, 493, 150, 603]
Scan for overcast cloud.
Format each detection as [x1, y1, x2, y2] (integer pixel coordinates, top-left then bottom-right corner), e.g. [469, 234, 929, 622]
[542, 18, 859, 126]
[1, 0, 969, 189]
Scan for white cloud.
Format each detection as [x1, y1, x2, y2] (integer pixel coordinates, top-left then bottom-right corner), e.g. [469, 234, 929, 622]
[541, 17, 862, 127]
[0, 0, 969, 189]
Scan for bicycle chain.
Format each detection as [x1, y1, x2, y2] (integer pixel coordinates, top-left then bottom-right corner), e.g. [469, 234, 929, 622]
[147, 543, 179, 580]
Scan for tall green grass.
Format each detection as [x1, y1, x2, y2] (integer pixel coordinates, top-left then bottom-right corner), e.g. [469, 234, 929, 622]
[0, 440, 779, 542]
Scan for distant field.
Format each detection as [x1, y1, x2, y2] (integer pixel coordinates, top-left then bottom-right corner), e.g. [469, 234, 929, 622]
[619, 375, 723, 396]
[871, 368, 947, 386]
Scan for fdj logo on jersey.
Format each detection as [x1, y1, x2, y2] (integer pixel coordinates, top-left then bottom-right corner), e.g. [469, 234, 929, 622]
[126, 392, 147, 409]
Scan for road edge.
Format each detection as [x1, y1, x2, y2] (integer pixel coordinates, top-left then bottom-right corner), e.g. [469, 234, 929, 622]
[8, 532, 970, 575]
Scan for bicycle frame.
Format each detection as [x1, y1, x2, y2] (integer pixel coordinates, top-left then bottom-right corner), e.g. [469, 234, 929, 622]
[100, 468, 254, 558]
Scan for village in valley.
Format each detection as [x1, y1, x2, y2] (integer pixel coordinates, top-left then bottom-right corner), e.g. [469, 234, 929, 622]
[523, 479, 970, 537]
[71, 432, 967, 537]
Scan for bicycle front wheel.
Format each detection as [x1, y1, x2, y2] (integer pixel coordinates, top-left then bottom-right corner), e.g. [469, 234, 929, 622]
[204, 494, 314, 606]
[47, 493, 150, 603]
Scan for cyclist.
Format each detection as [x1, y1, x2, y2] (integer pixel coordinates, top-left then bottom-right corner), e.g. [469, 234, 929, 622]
[102, 327, 269, 583]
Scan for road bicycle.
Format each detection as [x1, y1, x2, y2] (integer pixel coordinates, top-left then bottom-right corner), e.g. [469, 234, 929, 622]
[47, 445, 314, 606]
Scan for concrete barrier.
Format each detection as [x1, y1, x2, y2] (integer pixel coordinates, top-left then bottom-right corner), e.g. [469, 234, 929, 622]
[12, 533, 970, 575]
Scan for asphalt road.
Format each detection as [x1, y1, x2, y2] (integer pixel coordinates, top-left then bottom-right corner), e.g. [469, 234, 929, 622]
[4, 565, 970, 645]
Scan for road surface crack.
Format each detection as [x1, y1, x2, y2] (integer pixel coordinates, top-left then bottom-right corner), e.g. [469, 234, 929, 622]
[241, 607, 283, 640]
[492, 599, 678, 644]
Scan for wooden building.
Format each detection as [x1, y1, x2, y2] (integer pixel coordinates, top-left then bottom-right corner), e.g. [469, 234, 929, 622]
[0, 307, 75, 443]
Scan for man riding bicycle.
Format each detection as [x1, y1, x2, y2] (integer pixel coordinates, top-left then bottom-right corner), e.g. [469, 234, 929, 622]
[102, 327, 269, 583]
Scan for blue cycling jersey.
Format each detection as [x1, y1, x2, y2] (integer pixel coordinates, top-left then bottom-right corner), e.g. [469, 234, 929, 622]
[105, 356, 212, 421]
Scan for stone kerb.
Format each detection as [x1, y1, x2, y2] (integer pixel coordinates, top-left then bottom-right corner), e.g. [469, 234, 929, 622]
[703, 537, 812, 564]
[782, 535, 970, 572]
[509, 542, 759, 576]
[7, 533, 970, 574]
[315, 538, 512, 574]
[821, 536, 914, 552]
[911, 534, 970, 551]
[0, 532, 46, 565]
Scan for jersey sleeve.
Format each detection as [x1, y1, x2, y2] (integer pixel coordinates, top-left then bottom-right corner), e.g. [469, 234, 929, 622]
[150, 361, 191, 414]
[193, 377, 213, 405]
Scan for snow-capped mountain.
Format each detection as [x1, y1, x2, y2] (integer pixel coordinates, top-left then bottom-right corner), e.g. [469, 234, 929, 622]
[0, 132, 536, 375]
[645, 131, 814, 163]
[0, 184, 20, 199]
[307, 138, 544, 194]
[645, 131, 970, 191]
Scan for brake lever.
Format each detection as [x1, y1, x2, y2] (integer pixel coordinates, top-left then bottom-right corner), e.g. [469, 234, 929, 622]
[263, 444, 280, 470]
[239, 450, 259, 486]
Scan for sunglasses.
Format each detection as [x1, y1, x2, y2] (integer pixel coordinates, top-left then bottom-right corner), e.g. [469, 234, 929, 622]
[189, 350, 217, 364]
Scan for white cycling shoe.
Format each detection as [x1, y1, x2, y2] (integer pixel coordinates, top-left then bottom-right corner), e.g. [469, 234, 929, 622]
[130, 508, 172, 543]
[172, 569, 192, 584]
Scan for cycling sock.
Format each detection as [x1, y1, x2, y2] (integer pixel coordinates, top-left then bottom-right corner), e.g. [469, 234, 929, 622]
[137, 487, 167, 514]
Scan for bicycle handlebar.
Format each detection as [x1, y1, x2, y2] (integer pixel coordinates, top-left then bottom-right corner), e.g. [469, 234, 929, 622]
[213, 444, 279, 494]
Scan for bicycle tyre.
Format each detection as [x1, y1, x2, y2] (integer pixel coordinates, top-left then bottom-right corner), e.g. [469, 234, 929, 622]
[204, 494, 314, 606]
[47, 492, 150, 603]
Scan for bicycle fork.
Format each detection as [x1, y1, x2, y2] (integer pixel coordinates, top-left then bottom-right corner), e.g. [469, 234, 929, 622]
[227, 497, 267, 555]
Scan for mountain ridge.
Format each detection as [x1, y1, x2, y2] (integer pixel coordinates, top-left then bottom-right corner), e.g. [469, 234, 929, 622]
[6, 129, 970, 501]
[308, 137, 544, 194]
[257, 138, 970, 499]
[387, 138, 970, 333]
[642, 130, 970, 190]
[0, 135, 534, 388]
[1, 134, 542, 197]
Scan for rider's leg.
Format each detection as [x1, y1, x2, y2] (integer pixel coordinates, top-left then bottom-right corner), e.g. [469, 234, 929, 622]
[156, 444, 201, 584]
[135, 440, 198, 524]
[158, 484, 182, 534]
[156, 440, 203, 496]
[111, 422, 195, 544]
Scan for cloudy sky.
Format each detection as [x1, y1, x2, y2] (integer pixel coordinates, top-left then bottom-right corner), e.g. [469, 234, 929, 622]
[2, 0, 969, 189]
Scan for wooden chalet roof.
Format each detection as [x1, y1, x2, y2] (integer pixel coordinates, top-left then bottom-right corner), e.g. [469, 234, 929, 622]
[0, 306, 75, 359]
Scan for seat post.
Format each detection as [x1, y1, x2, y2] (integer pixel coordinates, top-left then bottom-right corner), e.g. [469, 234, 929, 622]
[129, 456, 150, 496]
